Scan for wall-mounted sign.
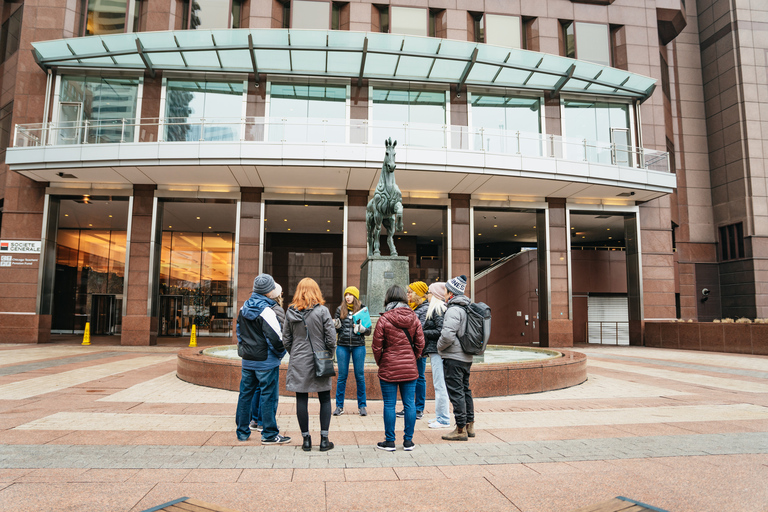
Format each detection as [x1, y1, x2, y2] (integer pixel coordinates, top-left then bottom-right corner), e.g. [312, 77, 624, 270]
[0, 255, 39, 267]
[0, 241, 42, 253]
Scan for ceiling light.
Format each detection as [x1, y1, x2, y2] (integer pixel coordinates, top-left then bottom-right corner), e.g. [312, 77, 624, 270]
[571, 227, 575, 229]
[582, 236, 586, 238]
[404, 231, 408, 234]
[108, 215, 113, 218]
[168, 226, 172, 228]
[411, 222, 416, 225]
[493, 225, 497, 228]
[607, 228, 610, 231]
[327, 220, 331, 223]
[430, 239, 434, 242]
[327, 229, 330, 232]
[287, 228, 291, 231]
[609, 236, 612, 239]
[88, 224, 92, 227]
[208, 226, 212, 229]
[533, 225, 536, 228]
[196, 217, 200, 220]
[64, 214, 69, 217]
[284, 219, 287, 221]
[514, 234, 517, 236]
[478, 233, 482, 236]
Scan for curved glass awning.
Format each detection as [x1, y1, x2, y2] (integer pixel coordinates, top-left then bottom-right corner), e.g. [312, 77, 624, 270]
[32, 29, 656, 101]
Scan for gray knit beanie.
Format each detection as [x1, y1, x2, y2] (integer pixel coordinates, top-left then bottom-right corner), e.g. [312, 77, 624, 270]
[445, 275, 467, 296]
[252, 273, 276, 295]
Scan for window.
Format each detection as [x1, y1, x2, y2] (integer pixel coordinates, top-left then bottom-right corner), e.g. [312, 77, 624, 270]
[164, 80, 245, 142]
[561, 21, 611, 66]
[56, 76, 140, 144]
[485, 15, 521, 49]
[282, 1, 291, 28]
[0, 102, 13, 152]
[375, 4, 389, 33]
[82, 0, 128, 35]
[660, 52, 671, 101]
[292, 0, 330, 29]
[563, 99, 632, 165]
[470, 94, 542, 154]
[268, 84, 347, 143]
[469, 12, 484, 43]
[331, 2, 348, 30]
[183, 0, 243, 29]
[0, 7, 23, 63]
[390, 6, 427, 36]
[372, 88, 446, 147]
[720, 223, 745, 261]
[429, 9, 445, 38]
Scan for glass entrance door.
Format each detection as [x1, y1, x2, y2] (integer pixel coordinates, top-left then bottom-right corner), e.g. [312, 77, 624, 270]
[159, 295, 183, 336]
[91, 294, 117, 335]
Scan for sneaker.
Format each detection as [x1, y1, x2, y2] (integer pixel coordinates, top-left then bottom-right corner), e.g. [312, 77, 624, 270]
[416, 410, 424, 420]
[249, 421, 264, 432]
[395, 410, 404, 418]
[333, 406, 344, 416]
[262, 434, 291, 445]
[403, 439, 415, 451]
[377, 441, 396, 452]
[237, 435, 249, 442]
[428, 421, 451, 429]
[359, 407, 367, 416]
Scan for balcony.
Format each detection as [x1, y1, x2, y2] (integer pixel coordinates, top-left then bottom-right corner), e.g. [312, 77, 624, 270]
[7, 117, 675, 201]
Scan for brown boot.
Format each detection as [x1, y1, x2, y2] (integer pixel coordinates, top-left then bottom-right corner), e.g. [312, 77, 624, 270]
[441, 425, 468, 441]
[466, 422, 475, 438]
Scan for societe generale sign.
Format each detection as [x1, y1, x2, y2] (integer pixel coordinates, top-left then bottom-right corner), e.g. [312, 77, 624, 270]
[0, 241, 42, 253]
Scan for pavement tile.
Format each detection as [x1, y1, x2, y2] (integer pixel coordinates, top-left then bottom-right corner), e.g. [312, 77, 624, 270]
[126, 469, 192, 482]
[292, 468, 345, 481]
[0, 482, 155, 512]
[72, 469, 141, 482]
[182, 469, 243, 482]
[14, 469, 90, 482]
[393, 465, 447, 480]
[0, 469, 34, 482]
[238, 468, 294, 482]
[343, 467, 399, 481]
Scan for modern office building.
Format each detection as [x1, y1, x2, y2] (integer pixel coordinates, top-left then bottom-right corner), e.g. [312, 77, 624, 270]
[0, 0, 756, 347]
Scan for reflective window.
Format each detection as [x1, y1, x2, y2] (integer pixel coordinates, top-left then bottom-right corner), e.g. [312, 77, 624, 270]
[164, 80, 244, 142]
[0, 6, 23, 62]
[269, 84, 346, 143]
[0, 102, 12, 152]
[562, 21, 611, 66]
[485, 15, 521, 48]
[563, 100, 631, 165]
[57, 76, 140, 145]
[83, 0, 127, 35]
[372, 89, 446, 148]
[184, 0, 242, 29]
[390, 6, 426, 36]
[470, 95, 542, 154]
[292, 0, 330, 29]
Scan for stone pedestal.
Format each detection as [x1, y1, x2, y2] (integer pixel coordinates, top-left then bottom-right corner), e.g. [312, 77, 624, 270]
[360, 256, 409, 316]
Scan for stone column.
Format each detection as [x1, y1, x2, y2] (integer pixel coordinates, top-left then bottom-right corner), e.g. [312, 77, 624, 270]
[121, 185, 158, 345]
[539, 198, 573, 347]
[237, 188, 263, 309]
[346, 190, 368, 289]
[450, 194, 471, 295]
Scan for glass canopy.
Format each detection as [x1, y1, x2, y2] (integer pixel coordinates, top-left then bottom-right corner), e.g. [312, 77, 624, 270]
[32, 29, 656, 101]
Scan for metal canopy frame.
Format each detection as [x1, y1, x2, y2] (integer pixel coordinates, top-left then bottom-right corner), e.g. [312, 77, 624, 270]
[32, 29, 657, 102]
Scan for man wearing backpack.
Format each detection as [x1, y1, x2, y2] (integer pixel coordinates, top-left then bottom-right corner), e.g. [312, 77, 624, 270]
[437, 275, 475, 442]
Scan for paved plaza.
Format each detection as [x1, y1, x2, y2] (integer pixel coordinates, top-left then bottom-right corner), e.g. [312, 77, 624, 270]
[0, 341, 766, 511]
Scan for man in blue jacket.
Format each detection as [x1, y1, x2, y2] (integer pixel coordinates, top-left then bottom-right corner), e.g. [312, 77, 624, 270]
[235, 273, 290, 444]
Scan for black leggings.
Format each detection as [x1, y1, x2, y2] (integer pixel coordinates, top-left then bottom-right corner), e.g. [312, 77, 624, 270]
[296, 390, 332, 435]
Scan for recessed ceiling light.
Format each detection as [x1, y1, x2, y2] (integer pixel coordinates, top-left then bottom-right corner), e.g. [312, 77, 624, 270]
[196, 217, 200, 220]
[326, 229, 330, 232]
[208, 226, 212, 229]
[108, 215, 113, 218]
[582, 236, 586, 238]
[609, 236, 612, 239]
[64, 214, 69, 217]
[571, 227, 575, 229]
[327, 220, 331, 223]
[514, 234, 517, 236]
[304, 204, 308, 207]
[88, 224, 92, 227]
[287, 228, 291, 231]
[404, 231, 408, 234]
[493, 224, 497, 227]
[607, 228, 610, 231]
[411, 222, 416, 225]
[168, 226, 172, 228]
[533, 225, 536, 228]
[284, 219, 287, 221]
[430, 239, 434, 242]
[477, 233, 482, 236]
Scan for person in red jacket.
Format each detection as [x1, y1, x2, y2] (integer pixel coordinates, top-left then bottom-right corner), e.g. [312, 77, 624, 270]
[372, 285, 425, 452]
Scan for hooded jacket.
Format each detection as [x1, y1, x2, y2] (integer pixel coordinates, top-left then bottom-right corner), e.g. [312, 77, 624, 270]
[237, 292, 286, 371]
[412, 300, 429, 328]
[422, 306, 445, 356]
[372, 302, 425, 383]
[334, 304, 371, 347]
[437, 294, 474, 364]
[283, 304, 336, 393]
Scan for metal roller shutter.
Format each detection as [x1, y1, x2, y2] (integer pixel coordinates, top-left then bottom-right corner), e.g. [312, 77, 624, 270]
[587, 295, 629, 345]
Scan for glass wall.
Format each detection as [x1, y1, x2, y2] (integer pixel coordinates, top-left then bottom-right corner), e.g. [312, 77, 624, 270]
[164, 80, 245, 142]
[292, 0, 330, 29]
[485, 15, 521, 48]
[56, 75, 140, 145]
[563, 99, 631, 165]
[371, 89, 446, 148]
[470, 94, 542, 154]
[158, 200, 236, 336]
[268, 84, 347, 143]
[51, 197, 129, 334]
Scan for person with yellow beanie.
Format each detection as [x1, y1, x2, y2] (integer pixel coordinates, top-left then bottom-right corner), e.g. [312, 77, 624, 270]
[332, 285, 371, 416]
[396, 281, 429, 420]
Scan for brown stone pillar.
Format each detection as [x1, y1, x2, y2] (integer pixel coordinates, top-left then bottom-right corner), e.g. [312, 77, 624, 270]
[541, 198, 572, 347]
[237, 188, 264, 311]
[346, 190, 368, 289]
[450, 194, 471, 295]
[122, 185, 158, 345]
[0, 174, 49, 343]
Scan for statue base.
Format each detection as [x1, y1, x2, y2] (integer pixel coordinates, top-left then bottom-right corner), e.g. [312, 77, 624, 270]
[360, 256, 410, 317]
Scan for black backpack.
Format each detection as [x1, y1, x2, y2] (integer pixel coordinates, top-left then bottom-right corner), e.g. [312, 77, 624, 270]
[451, 302, 492, 355]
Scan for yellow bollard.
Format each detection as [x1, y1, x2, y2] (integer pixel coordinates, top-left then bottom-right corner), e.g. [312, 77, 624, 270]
[189, 324, 197, 347]
[82, 322, 91, 346]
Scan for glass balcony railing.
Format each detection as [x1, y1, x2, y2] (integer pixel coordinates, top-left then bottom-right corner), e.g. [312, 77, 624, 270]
[12, 117, 670, 172]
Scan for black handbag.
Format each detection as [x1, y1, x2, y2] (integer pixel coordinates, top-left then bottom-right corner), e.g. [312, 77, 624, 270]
[302, 313, 336, 378]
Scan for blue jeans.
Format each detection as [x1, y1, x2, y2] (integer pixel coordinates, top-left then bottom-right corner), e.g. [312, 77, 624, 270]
[250, 387, 261, 425]
[235, 366, 280, 440]
[335, 345, 367, 408]
[415, 356, 427, 413]
[380, 379, 416, 442]
[429, 353, 450, 424]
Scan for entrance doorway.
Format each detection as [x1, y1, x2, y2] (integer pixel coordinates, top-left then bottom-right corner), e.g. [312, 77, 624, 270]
[159, 295, 183, 336]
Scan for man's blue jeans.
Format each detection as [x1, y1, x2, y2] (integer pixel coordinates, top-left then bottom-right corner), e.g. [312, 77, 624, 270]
[335, 345, 367, 409]
[250, 387, 261, 425]
[379, 379, 416, 442]
[415, 356, 427, 413]
[236, 366, 280, 440]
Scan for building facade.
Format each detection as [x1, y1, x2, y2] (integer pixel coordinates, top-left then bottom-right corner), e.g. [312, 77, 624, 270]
[0, 0, 746, 347]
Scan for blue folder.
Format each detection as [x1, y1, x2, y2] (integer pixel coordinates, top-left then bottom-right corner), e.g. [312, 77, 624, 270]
[352, 307, 372, 330]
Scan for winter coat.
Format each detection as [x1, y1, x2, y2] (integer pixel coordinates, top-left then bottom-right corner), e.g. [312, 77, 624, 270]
[237, 293, 286, 371]
[372, 302, 425, 383]
[334, 305, 371, 347]
[412, 300, 429, 327]
[422, 309, 444, 356]
[437, 294, 474, 364]
[283, 304, 337, 393]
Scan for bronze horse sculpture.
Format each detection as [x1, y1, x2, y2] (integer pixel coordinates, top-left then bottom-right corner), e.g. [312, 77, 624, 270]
[367, 138, 403, 256]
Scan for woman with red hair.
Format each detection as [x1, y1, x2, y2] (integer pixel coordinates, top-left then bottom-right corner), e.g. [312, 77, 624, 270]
[283, 278, 337, 452]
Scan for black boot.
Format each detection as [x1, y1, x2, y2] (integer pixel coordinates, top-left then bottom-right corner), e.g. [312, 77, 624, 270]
[319, 436, 334, 452]
[302, 435, 312, 452]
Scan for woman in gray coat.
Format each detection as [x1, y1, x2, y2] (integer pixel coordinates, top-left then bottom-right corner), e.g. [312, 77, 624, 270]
[283, 277, 337, 452]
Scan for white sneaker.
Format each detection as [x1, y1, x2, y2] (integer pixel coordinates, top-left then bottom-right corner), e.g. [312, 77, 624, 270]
[428, 421, 452, 429]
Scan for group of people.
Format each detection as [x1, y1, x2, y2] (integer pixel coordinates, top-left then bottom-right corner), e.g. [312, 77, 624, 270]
[235, 272, 476, 452]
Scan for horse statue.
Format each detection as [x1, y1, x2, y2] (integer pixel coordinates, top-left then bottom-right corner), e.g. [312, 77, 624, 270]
[366, 138, 403, 257]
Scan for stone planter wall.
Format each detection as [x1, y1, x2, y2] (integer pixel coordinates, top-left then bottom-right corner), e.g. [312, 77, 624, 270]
[644, 322, 768, 355]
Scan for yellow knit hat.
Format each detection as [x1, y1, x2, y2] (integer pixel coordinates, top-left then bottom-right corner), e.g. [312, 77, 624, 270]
[344, 286, 360, 300]
[408, 281, 428, 297]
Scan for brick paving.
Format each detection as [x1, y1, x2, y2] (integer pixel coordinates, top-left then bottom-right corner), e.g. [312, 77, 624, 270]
[0, 342, 766, 511]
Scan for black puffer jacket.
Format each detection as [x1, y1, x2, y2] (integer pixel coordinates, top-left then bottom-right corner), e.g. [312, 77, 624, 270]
[422, 310, 444, 356]
[334, 305, 371, 347]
